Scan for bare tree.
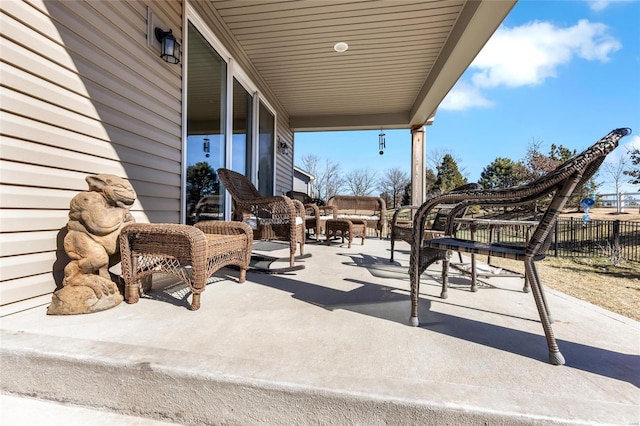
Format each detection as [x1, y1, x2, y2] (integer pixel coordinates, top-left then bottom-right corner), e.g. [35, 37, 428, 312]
[301, 154, 344, 203]
[378, 168, 410, 208]
[522, 138, 559, 181]
[427, 147, 451, 171]
[602, 156, 632, 214]
[602, 156, 631, 194]
[344, 168, 378, 196]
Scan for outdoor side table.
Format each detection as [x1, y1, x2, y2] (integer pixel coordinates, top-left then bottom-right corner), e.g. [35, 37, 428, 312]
[325, 219, 366, 248]
[119, 221, 252, 310]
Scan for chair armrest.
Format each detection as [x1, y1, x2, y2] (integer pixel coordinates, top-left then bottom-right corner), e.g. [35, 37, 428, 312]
[392, 205, 419, 225]
[291, 199, 306, 219]
[303, 203, 320, 217]
[235, 195, 301, 220]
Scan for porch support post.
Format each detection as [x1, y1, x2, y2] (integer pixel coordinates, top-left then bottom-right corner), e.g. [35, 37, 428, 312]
[411, 126, 425, 207]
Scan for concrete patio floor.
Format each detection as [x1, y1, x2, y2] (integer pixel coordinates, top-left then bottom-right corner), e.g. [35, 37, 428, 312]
[1, 237, 638, 425]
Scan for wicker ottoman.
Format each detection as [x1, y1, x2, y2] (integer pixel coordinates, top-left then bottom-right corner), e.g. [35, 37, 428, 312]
[119, 221, 252, 310]
[325, 219, 366, 248]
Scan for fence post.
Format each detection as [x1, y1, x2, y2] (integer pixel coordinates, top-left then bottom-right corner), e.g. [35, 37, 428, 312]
[554, 220, 559, 257]
[612, 220, 620, 246]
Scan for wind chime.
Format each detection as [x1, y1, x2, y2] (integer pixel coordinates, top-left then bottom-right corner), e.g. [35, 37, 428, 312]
[203, 137, 210, 158]
[378, 130, 386, 155]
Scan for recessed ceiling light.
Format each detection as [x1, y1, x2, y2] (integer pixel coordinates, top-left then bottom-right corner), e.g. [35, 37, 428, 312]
[334, 42, 348, 53]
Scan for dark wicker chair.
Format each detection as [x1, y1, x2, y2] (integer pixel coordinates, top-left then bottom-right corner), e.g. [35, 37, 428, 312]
[390, 183, 483, 263]
[218, 168, 305, 267]
[286, 190, 335, 240]
[409, 128, 631, 365]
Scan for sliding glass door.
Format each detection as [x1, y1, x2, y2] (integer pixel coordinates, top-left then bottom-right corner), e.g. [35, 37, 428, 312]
[257, 100, 275, 196]
[232, 78, 253, 177]
[185, 23, 226, 224]
[185, 12, 279, 222]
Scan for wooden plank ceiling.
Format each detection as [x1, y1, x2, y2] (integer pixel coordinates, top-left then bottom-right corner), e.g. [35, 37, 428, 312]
[208, 1, 516, 131]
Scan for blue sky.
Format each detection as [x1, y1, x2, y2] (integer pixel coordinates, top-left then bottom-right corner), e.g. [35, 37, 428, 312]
[294, 0, 640, 194]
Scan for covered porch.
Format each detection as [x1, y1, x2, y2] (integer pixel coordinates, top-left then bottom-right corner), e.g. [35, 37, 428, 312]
[2, 237, 638, 425]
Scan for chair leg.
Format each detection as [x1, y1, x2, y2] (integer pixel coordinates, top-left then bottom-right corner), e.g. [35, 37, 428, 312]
[524, 258, 564, 365]
[528, 261, 553, 323]
[289, 244, 296, 268]
[410, 247, 450, 326]
[440, 256, 450, 299]
[390, 237, 395, 262]
[190, 293, 201, 311]
[409, 251, 421, 327]
[470, 253, 478, 292]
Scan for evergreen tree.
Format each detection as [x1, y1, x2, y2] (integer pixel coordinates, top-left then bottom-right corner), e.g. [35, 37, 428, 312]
[432, 154, 466, 194]
[479, 157, 526, 189]
[624, 148, 640, 188]
[425, 168, 437, 195]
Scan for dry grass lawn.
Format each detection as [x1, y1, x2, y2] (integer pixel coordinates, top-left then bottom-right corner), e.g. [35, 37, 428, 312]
[488, 208, 640, 321]
[489, 256, 640, 321]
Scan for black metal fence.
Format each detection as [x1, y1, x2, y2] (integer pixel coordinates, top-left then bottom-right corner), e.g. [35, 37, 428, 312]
[454, 218, 640, 262]
[549, 218, 640, 261]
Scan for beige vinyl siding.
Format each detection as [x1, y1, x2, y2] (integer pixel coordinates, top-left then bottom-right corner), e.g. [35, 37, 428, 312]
[0, 0, 183, 314]
[188, 1, 294, 195]
[275, 118, 294, 195]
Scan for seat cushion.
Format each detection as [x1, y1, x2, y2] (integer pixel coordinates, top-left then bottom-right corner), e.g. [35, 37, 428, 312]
[243, 216, 304, 230]
[336, 214, 379, 221]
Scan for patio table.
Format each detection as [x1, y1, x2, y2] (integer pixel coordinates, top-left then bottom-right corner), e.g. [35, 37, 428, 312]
[119, 221, 252, 310]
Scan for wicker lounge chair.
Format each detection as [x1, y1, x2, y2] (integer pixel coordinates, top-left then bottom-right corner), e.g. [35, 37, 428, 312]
[119, 221, 253, 310]
[218, 168, 306, 268]
[286, 190, 335, 240]
[409, 128, 632, 365]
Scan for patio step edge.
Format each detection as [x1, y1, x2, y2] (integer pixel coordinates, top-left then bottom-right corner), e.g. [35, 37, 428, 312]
[1, 330, 572, 426]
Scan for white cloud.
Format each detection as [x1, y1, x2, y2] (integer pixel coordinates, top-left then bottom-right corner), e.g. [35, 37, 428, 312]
[439, 82, 493, 111]
[470, 20, 620, 89]
[440, 19, 621, 111]
[624, 134, 640, 151]
[605, 134, 640, 163]
[589, 0, 612, 11]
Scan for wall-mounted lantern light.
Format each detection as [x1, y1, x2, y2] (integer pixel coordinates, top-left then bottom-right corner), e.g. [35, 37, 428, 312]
[278, 138, 289, 156]
[155, 27, 181, 64]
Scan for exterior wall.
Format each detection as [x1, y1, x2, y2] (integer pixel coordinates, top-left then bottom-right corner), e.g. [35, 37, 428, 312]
[0, 0, 183, 314]
[275, 117, 294, 195]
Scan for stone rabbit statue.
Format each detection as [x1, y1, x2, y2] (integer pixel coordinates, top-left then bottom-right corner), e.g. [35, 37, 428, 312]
[48, 174, 136, 315]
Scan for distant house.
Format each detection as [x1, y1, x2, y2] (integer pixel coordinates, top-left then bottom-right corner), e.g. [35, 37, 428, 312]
[293, 167, 315, 195]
